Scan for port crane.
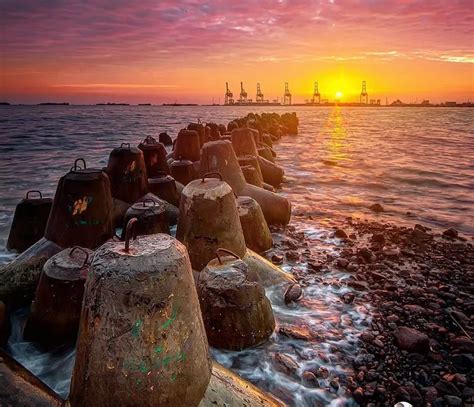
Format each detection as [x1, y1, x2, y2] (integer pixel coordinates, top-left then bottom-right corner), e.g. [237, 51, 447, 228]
[283, 82, 292, 105]
[225, 82, 234, 105]
[360, 81, 368, 104]
[312, 82, 321, 104]
[239, 82, 248, 103]
[256, 83, 264, 103]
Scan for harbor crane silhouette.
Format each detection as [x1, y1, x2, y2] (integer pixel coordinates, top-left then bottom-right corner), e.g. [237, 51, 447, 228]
[256, 83, 264, 103]
[225, 82, 234, 105]
[283, 82, 292, 105]
[360, 81, 368, 104]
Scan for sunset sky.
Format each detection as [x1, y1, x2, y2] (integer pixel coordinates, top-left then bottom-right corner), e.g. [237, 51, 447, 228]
[1, 0, 473, 104]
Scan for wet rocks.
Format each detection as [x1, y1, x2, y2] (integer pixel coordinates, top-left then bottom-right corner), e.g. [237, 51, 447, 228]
[337, 218, 474, 406]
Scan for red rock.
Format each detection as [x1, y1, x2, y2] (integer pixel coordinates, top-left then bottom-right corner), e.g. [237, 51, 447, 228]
[302, 371, 319, 387]
[285, 251, 300, 261]
[334, 228, 349, 239]
[271, 254, 283, 265]
[371, 233, 385, 244]
[315, 366, 329, 379]
[279, 324, 315, 341]
[393, 326, 430, 354]
[273, 353, 299, 375]
[348, 280, 369, 291]
[337, 258, 349, 268]
[450, 337, 474, 353]
[369, 203, 384, 212]
[443, 228, 458, 239]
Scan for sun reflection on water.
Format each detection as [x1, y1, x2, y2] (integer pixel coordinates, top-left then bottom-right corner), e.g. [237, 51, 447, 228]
[324, 107, 348, 165]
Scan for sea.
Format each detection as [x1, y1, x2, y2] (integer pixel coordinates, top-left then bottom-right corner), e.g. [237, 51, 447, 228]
[0, 105, 473, 406]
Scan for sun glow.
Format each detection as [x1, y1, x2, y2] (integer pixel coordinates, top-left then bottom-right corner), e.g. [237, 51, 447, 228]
[335, 91, 343, 99]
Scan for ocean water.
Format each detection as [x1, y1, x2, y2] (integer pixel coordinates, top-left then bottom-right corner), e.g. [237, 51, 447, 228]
[0, 105, 473, 405]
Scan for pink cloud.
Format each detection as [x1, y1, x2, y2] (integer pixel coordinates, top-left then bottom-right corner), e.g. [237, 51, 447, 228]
[1, 0, 472, 66]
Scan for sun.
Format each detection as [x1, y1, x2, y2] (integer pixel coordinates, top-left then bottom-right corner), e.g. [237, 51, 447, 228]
[335, 91, 343, 99]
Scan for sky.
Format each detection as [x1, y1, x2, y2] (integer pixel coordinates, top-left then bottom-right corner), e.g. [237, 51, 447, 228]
[1, 0, 473, 104]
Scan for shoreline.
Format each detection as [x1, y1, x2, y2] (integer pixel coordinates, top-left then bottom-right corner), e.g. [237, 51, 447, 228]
[263, 212, 473, 405]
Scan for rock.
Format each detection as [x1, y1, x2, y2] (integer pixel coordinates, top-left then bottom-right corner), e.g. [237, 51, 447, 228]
[450, 337, 474, 353]
[401, 248, 415, 257]
[285, 251, 300, 261]
[342, 292, 355, 304]
[329, 378, 339, 390]
[158, 131, 172, 146]
[443, 228, 458, 239]
[334, 228, 349, 239]
[423, 386, 438, 404]
[348, 280, 369, 291]
[369, 203, 384, 213]
[387, 314, 399, 322]
[373, 339, 384, 348]
[435, 380, 461, 397]
[382, 246, 400, 257]
[278, 325, 315, 341]
[443, 395, 463, 406]
[307, 261, 323, 272]
[361, 332, 374, 343]
[347, 263, 359, 272]
[393, 327, 430, 353]
[271, 254, 283, 265]
[462, 387, 474, 400]
[273, 353, 299, 375]
[371, 233, 385, 244]
[451, 353, 474, 371]
[396, 385, 423, 406]
[412, 228, 432, 241]
[358, 247, 375, 262]
[0, 301, 9, 345]
[450, 310, 469, 328]
[284, 283, 303, 304]
[302, 371, 319, 387]
[352, 387, 364, 403]
[337, 258, 349, 268]
[315, 367, 329, 379]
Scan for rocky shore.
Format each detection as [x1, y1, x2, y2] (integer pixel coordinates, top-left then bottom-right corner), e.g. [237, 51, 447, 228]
[266, 218, 473, 406]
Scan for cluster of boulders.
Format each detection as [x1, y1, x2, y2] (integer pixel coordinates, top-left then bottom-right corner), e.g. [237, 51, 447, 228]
[0, 112, 299, 406]
[264, 215, 473, 406]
